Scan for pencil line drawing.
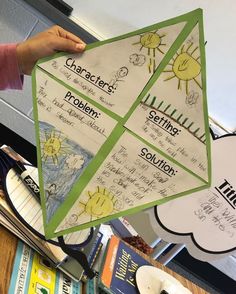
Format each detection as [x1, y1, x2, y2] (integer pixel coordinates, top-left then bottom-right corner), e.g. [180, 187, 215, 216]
[142, 93, 206, 144]
[185, 90, 199, 108]
[129, 53, 146, 66]
[109, 66, 129, 90]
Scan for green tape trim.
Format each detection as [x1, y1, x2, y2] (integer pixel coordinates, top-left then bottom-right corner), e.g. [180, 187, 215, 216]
[37, 67, 121, 122]
[50, 183, 209, 237]
[31, 68, 48, 229]
[32, 8, 211, 238]
[198, 10, 212, 186]
[45, 124, 125, 237]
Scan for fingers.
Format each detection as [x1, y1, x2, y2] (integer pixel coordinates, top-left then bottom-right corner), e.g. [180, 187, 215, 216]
[51, 36, 86, 53]
[48, 25, 86, 47]
[58, 26, 86, 45]
[19, 26, 86, 75]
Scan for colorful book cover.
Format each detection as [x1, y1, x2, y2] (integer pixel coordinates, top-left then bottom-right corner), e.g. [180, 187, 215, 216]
[8, 241, 82, 294]
[32, 9, 211, 238]
[99, 235, 151, 294]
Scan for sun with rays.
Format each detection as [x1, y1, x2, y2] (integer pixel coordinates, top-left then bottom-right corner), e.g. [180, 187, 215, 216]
[133, 30, 166, 74]
[163, 42, 201, 94]
[78, 187, 118, 221]
[41, 129, 70, 164]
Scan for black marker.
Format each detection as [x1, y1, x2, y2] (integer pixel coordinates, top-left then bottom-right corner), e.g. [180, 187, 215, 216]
[13, 161, 40, 202]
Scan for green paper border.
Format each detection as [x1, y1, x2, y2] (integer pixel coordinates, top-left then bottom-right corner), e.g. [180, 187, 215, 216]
[198, 10, 212, 187]
[32, 68, 48, 231]
[54, 183, 209, 236]
[32, 8, 212, 238]
[36, 9, 202, 66]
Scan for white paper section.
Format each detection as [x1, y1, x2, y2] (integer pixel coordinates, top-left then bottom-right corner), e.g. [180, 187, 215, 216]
[148, 135, 236, 260]
[56, 132, 205, 232]
[126, 24, 208, 181]
[36, 69, 117, 154]
[125, 104, 208, 181]
[38, 22, 186, 117]
[35, 69, 117, 221]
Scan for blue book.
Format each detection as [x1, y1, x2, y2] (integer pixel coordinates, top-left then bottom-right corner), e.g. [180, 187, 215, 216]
[99, 235, 151, 294]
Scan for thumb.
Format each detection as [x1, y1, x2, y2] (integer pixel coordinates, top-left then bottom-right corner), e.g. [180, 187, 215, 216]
[52, 36, 86, 53]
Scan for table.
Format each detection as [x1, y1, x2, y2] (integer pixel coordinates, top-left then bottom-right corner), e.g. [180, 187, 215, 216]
[0, 224, 208, 294]
[0, 225, 18, 294]
[126, 242, 209, 294]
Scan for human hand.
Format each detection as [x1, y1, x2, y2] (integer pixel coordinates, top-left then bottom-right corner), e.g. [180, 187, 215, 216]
[16, 25, 86, 75]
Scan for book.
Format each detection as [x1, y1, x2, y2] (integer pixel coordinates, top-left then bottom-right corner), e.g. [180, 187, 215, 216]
[0, 145, 98, 281]
[32, 9, 211, 239]
[85, 271, 100, 294]
[81, 230, 103, 281]
[8, 240, 83, 294]
[59, 227, 103, 282]
[110, 217, 138, 238]
[99, 235, 151, 294]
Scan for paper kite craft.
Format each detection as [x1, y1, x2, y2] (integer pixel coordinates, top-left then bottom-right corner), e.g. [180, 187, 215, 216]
[32, 9, 211, 238]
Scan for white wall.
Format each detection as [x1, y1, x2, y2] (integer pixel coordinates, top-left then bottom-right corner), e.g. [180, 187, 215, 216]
[2, 0, 235, 142]
[68, 0, 236, 132]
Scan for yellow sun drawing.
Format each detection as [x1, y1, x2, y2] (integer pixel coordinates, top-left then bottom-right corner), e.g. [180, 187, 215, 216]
[163, 42, 201, 94]
[41, 130, 70, 164]
[133, 31, 166, 74]
[78, 187, 117, 221]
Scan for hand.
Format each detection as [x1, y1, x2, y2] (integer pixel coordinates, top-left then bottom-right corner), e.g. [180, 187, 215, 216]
[16, 25, 86, 75]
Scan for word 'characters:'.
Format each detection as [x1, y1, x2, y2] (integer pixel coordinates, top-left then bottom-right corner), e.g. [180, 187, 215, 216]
[65, 58, 115, 94]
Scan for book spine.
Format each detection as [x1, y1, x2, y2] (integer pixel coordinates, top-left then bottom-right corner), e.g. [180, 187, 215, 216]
[82, 243, 103, 282]
[81, 231, 103, 281]
[110, 217, 138, 238]
[98, 284, 114, 294]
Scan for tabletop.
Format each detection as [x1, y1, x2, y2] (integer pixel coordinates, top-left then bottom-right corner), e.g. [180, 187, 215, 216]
[0, 223, 208, 294]
[128, 242, 209, 294]
[0, 225, 18, 294]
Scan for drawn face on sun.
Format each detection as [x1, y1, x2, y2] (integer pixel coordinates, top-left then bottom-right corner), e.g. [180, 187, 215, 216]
[163, 42, 201, 94]
[78, 187, 117, 221]
[133, 31, 166, 74]
[41, 130, 70, 164]
[140, 32, 163, 50]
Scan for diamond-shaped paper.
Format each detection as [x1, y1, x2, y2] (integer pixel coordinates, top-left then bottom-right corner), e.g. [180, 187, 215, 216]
[32, 9, 211, 238]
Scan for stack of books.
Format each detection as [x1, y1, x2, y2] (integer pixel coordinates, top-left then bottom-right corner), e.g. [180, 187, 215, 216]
[0, 145, 67, 266]
[95, 235, 152, 294]
[86, 235, 201, 294]
[9, 240, 84, 294]
[0, 145, 103, 282]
